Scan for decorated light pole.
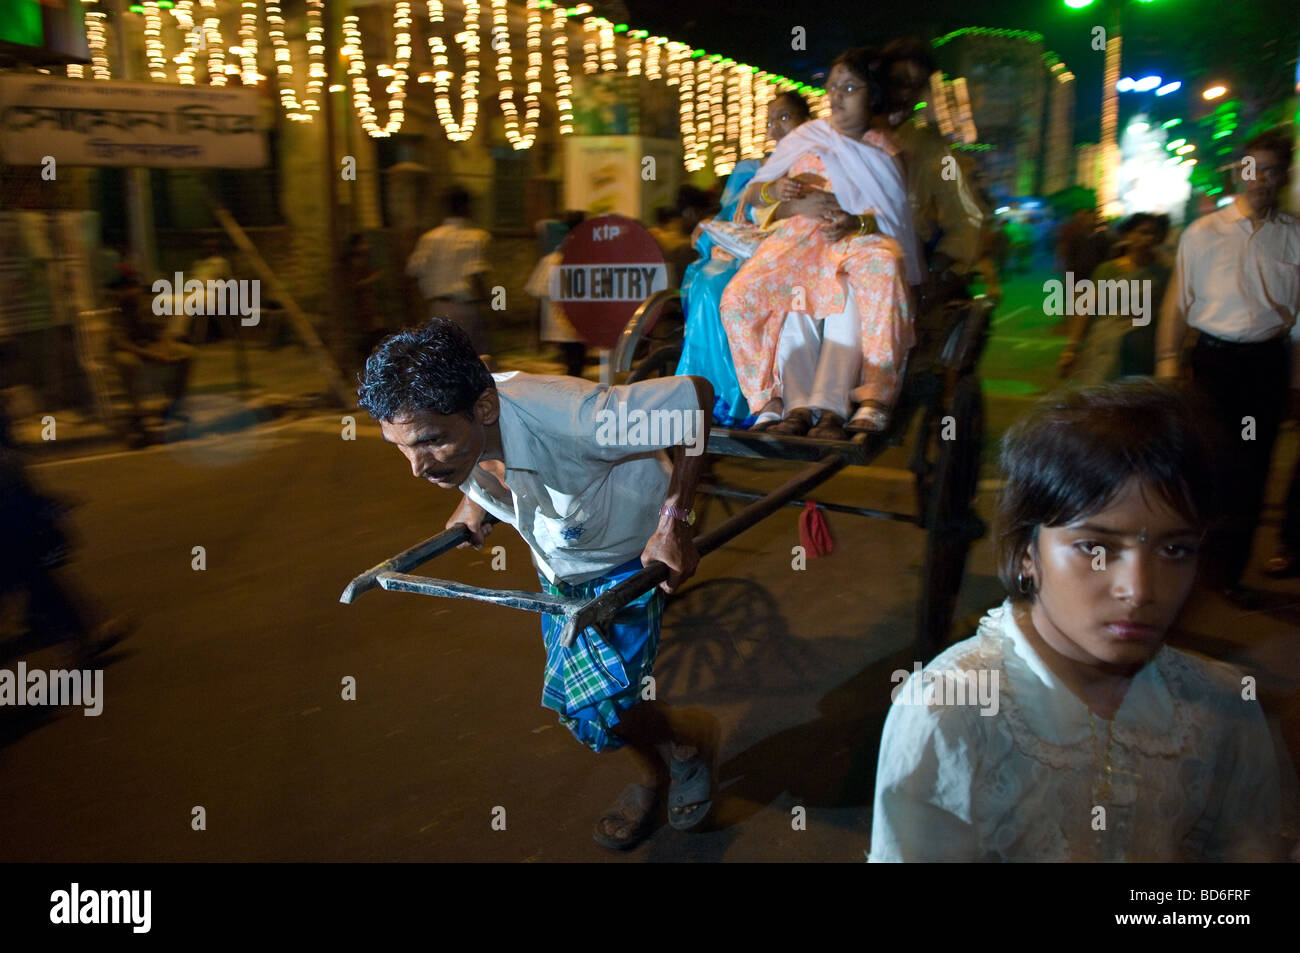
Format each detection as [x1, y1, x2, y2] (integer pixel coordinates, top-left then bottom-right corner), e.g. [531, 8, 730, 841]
[1067, 0, 1162, 219]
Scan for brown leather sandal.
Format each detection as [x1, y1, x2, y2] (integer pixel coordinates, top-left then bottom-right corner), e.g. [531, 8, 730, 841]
[806, 412, 847, 441]
[767, 407, 815, 436]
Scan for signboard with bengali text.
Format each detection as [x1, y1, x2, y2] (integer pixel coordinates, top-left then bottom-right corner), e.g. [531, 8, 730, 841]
[0, 75, 267, 168]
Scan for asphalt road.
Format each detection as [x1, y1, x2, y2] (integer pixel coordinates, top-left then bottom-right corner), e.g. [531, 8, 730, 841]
[4, 411, 1007, 862]
[4, 272, 1299, 861]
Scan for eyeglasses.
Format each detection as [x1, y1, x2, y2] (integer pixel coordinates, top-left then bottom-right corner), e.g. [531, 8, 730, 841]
[826, 82, 861, 96]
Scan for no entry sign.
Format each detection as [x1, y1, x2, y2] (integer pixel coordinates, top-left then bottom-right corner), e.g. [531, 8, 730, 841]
[548, 214, 668, 349]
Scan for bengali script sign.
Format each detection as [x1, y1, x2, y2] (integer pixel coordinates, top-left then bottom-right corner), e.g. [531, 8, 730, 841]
[0, 76, 267, 168]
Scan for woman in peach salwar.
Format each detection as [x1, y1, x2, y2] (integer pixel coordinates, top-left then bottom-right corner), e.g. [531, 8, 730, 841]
[719, 48, 921, 440]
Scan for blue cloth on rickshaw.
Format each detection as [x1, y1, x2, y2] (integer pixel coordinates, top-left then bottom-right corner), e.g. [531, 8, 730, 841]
[677, 158, 761, 429]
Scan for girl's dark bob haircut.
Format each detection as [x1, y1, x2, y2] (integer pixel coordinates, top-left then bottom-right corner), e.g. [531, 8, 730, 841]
[996, 379, 1220, 603]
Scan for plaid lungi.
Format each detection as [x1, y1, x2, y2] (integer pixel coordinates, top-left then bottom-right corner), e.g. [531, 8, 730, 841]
[538, 557, 664, 752]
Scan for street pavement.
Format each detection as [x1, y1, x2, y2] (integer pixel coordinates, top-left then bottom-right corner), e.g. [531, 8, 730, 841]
[3, 268, 1299, 861]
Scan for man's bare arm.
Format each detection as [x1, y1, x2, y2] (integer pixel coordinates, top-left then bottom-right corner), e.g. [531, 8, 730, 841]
[1155, 266, 1187, 379]
[640, 375, 713, 593]
[446, 493, 493, 549]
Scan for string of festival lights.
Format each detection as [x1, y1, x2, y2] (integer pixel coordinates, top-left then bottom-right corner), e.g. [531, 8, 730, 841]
[423, 0, 481, 142]
[492, 0, 540, 149]
[341, 2, 413, 136]
[61, 1, 823, 173]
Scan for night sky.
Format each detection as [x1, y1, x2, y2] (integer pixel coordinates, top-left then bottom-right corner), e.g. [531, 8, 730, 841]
[623, 0, 1299, 142]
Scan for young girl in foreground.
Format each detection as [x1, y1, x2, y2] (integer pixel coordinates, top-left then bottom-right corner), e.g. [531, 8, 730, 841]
[869, 380, 1285, 861]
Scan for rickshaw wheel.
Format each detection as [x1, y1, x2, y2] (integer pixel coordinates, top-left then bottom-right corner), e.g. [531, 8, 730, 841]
[628, 344, 682, 382]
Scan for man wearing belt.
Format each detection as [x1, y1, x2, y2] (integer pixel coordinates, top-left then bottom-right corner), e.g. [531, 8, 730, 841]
[1156, 130, 1300, 596]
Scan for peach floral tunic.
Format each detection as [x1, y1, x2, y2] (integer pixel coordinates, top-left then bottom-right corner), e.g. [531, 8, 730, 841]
[718, 149, 914, 410]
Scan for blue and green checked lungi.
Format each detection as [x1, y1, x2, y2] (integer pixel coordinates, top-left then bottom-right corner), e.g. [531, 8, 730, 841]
[538, 557, 664, 752]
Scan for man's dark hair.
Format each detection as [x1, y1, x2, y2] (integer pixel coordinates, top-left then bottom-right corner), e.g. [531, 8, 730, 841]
[771, 90, 812, 122]
[357, 318, 494, 422]
[995, 379, 1219, 604]
[829, 46, 887, 117]
[444, 186, 472, 218]
[1243, 129, 1294, 171]
[1118, 211, 1170, 243]
[881, 36, 937, 77]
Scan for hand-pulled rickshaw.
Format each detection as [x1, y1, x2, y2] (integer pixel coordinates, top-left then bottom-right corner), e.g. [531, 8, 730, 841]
[342, 216, 992, 664]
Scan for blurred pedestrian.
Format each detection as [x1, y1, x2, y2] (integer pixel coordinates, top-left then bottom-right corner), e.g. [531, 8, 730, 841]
[106, 271, 194, 449]
[1057, 208, 1110, 279]
[188, 238, 234, 344]
[1156, 130, 1300, 597]
[527, 211, 587, 377]
[1058, 212, 1171, 383]
[407, 187, 492, 356]
[0, 407, 132, 667]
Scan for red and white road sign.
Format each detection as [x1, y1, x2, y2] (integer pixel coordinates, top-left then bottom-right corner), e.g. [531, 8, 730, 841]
[548, 214, 668, 349]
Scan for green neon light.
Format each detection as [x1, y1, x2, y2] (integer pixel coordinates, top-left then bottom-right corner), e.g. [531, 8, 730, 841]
[691, 50, 706, 58]
[614, 24, 628, 33]
[933, 26, 1045, 48]
[915, 101, 927, 110]
[1161, 118, 1182, 128]
[1213, 129, 1233, 139]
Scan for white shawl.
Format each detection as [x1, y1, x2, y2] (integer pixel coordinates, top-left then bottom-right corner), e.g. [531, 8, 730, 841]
[750, 119, 922, 285]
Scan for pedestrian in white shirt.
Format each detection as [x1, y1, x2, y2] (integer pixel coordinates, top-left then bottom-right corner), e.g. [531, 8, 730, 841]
[406, 187, 492, 354]
[358, 319, 717, 851]
[1156, 130, 1300, 598]
[870, 380, 1286, 861]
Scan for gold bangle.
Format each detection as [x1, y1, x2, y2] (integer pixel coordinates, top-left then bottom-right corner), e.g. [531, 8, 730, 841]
[760, 181, 775, 204]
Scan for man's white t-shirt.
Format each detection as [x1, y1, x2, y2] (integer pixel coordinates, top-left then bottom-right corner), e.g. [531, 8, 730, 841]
[459, 372, 703, 584]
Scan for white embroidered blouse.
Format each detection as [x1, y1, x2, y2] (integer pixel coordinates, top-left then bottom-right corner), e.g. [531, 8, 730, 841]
[868, 600, 1283, 862]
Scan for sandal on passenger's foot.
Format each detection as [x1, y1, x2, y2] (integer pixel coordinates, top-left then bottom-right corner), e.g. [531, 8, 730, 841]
[806, 412, 846, 441]
[593, 782, 659, 850]
[845, 402, 890, 434]
[767, 408, 815, 436]
[667, 752, 714, 832]
[749, 399, 786, 432]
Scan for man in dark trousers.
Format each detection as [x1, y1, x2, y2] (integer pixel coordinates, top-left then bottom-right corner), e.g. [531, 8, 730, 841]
[1156, 130, 1300, 598]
